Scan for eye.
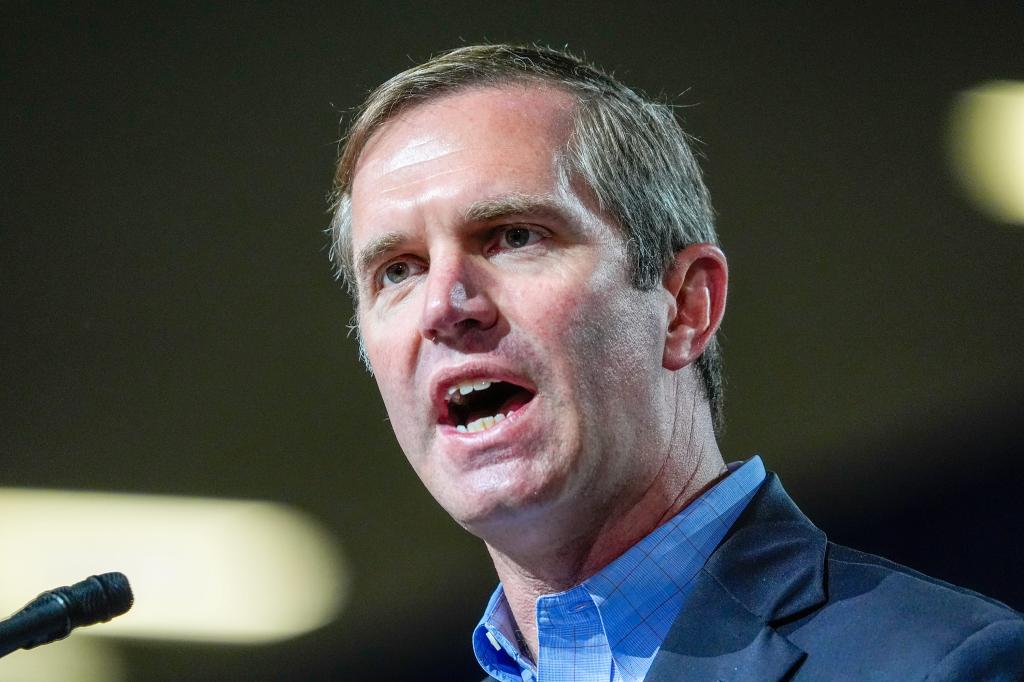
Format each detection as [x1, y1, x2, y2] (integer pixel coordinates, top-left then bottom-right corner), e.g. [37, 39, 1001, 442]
[499, 226, 544, 250]
[379, 259, 424, 288]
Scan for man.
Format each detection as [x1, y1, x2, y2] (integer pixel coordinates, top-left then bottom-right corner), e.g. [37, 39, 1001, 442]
[328, 44, 1023, 680]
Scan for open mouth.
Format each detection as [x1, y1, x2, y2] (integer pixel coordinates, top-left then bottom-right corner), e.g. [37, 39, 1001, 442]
[440, 379, 535, 433]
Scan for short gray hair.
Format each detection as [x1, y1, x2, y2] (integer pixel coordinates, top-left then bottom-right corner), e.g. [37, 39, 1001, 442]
[328, 44, 725, 434]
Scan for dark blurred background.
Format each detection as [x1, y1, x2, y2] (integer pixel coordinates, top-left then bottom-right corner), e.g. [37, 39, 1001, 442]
[3, 2, 1022, 679]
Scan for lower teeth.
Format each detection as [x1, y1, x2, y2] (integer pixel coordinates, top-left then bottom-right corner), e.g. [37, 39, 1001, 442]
[457, 412, 506, 433]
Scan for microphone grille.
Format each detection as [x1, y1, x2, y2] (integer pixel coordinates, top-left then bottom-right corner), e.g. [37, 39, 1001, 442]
[54, 572, 134, 627]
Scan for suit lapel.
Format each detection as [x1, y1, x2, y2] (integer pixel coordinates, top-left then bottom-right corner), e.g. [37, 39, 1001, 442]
[647, 473, 828, 682]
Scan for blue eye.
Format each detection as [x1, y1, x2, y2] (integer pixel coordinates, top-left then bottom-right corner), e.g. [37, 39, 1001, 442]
[381, 260, 423, 287]
[502, 226, 541, 249]
[384, 262, 409, 284]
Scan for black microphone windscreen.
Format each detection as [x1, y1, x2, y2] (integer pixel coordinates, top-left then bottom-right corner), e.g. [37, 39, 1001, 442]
[51, 572, 134, 627]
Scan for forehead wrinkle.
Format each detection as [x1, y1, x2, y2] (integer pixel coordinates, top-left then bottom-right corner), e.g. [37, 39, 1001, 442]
[369, 147, 467, 187]
[376, 166, 467, 195]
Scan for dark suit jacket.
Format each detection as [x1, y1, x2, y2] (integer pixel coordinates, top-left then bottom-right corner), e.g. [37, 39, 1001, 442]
[485, 473, 1024, 680]
[645, 473, 1024, 681]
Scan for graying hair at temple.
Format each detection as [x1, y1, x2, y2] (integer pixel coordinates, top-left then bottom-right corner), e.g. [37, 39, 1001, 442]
[328, 43, 725, 434]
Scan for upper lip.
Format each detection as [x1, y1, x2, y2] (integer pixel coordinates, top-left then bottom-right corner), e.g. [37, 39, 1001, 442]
[429, 362, 537, 423]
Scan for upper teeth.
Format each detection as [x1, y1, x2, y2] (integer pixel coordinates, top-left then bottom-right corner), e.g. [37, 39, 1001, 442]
[447, 379, 493, 398]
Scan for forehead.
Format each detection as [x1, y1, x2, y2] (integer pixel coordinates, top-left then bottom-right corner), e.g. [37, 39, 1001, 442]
[349, 85, 577, 210]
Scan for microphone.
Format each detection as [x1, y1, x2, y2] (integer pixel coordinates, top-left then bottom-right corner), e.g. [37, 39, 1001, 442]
[0, 572, 134, 658]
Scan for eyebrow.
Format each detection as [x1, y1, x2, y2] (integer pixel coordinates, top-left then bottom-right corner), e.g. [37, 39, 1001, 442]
[462, 192, 565, 224]
[355, 231, 407, 281]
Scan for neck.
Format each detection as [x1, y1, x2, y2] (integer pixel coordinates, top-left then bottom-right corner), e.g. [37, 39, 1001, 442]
[485, 408, 727, 661]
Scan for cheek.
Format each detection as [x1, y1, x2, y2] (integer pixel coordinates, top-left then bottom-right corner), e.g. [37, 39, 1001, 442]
[360, 305, 418, 379]
[360, 329, 418, 432]
[564, 288, 665, 400]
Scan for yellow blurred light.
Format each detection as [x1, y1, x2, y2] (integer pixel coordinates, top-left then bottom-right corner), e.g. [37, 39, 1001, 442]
[948, 80, 1024, 224]
[1, 637, 125, 682]
[0, 489, 348, 644]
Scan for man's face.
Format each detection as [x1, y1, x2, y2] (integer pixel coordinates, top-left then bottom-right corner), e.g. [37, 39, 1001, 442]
[349, 86, 678, 537]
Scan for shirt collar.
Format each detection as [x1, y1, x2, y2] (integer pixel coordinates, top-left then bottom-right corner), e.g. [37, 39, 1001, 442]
[473, 587, 532, 680]
[473, 455, 767, 681]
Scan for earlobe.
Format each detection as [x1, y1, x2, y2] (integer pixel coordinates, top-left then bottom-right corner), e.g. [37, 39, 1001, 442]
[662, 244, 728, 371]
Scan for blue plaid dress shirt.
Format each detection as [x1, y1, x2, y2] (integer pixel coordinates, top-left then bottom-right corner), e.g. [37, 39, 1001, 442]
[472, 456, 767, 682]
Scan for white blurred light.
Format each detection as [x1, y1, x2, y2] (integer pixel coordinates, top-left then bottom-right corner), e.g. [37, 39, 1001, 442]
[0, 489, 348, 643]
[0, 637, 125, 682]
[948, 80, 1024, 224]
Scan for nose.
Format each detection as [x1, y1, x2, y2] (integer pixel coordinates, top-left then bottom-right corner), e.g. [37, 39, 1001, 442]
[419, 254, 498, 344]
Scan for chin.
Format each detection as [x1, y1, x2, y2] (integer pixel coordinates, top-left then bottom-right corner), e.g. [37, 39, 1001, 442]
[443, 466, 575, 538]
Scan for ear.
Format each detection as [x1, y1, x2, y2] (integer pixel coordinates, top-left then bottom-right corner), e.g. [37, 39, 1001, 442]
[662, 244, 728, 371]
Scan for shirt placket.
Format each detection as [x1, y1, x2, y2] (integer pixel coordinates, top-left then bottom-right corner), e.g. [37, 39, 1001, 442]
[536, 588, 612, 682]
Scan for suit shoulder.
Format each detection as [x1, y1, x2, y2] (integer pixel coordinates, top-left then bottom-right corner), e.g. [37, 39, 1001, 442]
[783, 542, 1024, 679]
[825, 542, 1022, 620]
